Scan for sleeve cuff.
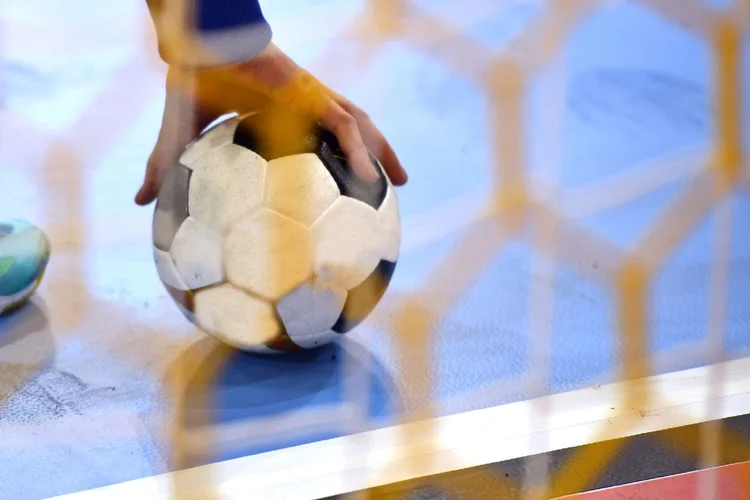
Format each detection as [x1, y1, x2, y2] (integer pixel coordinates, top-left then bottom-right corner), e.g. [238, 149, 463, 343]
[146, 0, 273, 70]
[156, 21, 273, 70]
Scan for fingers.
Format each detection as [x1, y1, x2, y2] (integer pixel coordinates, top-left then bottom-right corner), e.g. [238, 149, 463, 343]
[134, 156, 164, 206]
[141, 44, 408, 208]
[318, 99, 380, 183]
[330, 92, 408, 186]
[238, 54, 400, 185]
[136, 77, 216, 206]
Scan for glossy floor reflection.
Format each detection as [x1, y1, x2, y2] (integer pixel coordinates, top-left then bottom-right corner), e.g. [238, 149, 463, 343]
[0, 0, 749, 498]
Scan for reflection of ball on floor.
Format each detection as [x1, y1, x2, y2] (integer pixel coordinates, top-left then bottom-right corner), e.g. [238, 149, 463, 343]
[0, 220, 50, 316]
[152, 111, 401, 353]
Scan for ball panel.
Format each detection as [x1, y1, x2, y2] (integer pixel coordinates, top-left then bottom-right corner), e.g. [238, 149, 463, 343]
[154, 109, 401, 352]
[264, 332, 304, 352]
[153, 247, 189, 291]
[234, 109, 319, 160]
[378, 185, 401, 262]
[180, 115, 241, 167]
[292, 330, 338, 349]
[224, 208, 313, 301]
[170, 217, 223, 289]
[163, 283, 195, 320]
[194, 284, 281, 348]
[317, 137, 387, 210]
[244, 344, 285, 355]
[153, 163, 191, 251]
[232, 110, 387, 210]
[333, 259, 396, 333]
[276, 280, 347, 339]
[312, 197, 383, 290]
[188, 143, 267, 233]
[264, 153, 340, 227]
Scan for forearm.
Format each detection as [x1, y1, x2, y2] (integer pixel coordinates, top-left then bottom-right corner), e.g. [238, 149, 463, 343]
[145, 0, 272, 69]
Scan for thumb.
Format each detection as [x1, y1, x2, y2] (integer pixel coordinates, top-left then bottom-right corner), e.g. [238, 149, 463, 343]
[136, 83, 215, 206]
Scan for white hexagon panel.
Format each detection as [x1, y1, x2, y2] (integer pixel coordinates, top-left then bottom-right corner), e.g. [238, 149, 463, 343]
[179, 114, 242, 168]
[153, 110, 402, 354]
[170, 217, 223, 290]
[194, 284, 281, 352]
[311, 196, 383, 290]
[276, 280, 347, 348]
[264, 153, 340, 227]
[188, 143, 267, 233]
[223, 208, 313, 301]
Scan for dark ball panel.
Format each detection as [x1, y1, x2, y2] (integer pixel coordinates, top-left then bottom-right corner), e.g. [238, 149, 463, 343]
[234, 109, 319, 159]
[163, 282, 195, 315]
[264, 334, 303, 352]
[333, 259, 397, 334]
[153, 164, 192, 251]
[316, 131, 388, 210]
[264, 309, 304, 352]
[233, 110, 388, 210]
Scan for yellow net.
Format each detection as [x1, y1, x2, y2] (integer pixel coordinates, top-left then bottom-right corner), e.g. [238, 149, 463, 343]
[1, 0, 747, 498]
[154, 0, 748, 498]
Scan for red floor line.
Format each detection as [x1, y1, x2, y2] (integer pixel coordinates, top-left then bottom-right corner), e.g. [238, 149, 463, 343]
[555, 461, 750, 500]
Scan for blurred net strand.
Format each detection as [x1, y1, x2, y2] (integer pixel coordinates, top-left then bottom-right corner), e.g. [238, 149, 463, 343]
[740, 0, 750, 29]
[632, 0, 715, 38]
[300, 11, 386, 92]
[697, 197, 733, 500]
[537, 265, 649, 497]
[183, 401, 351, 451]
[398, 188, 488, 253]
[521, 47, 569, 500]
[561, 145, 709, 218]
[151, 65, 225, 496]
[714, 14, 744, 193]
[633, 171, 716, 269]
[362, 214, 521, 497]
[165, 338, 229, 499]
[507, 0, 605, 77]
[341, 71, 389, 495]
[365, 2, 609, 497]
[37, 50, 164, 336]
[0, 0, 748, 496]
[365, 200, 627, 416]
[132, 0, 750, 497]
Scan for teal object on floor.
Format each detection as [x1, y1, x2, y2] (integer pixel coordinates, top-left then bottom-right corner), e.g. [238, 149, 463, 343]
[0, 219, 51, 315]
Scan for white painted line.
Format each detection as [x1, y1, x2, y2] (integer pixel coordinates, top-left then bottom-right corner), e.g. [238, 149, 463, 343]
[52, 356, 750, 500]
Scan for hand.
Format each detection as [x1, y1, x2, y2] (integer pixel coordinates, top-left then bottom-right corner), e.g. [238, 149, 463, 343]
[135, 43, 408, 206]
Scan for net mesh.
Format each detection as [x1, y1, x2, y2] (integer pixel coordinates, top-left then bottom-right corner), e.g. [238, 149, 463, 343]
[1, 0, 748, 498]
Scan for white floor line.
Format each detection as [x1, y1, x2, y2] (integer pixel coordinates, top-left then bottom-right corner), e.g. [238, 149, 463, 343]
[52, 356, 750, 500]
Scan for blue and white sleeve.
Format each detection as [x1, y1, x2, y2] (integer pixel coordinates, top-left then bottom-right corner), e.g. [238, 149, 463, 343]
[145, 0, 273, 69]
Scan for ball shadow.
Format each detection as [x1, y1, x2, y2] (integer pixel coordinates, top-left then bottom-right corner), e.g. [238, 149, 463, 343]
[0, 299, 50, 346]
[0, 298, 57, 403]
[173, 336, 399, 463]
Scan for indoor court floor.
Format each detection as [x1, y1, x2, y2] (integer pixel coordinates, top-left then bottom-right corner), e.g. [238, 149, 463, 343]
[1, 0, 749, 499]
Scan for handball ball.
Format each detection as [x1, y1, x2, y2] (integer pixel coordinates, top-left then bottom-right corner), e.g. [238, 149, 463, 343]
[151, 110, 401, 354]
[0, 220, 50, 315]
